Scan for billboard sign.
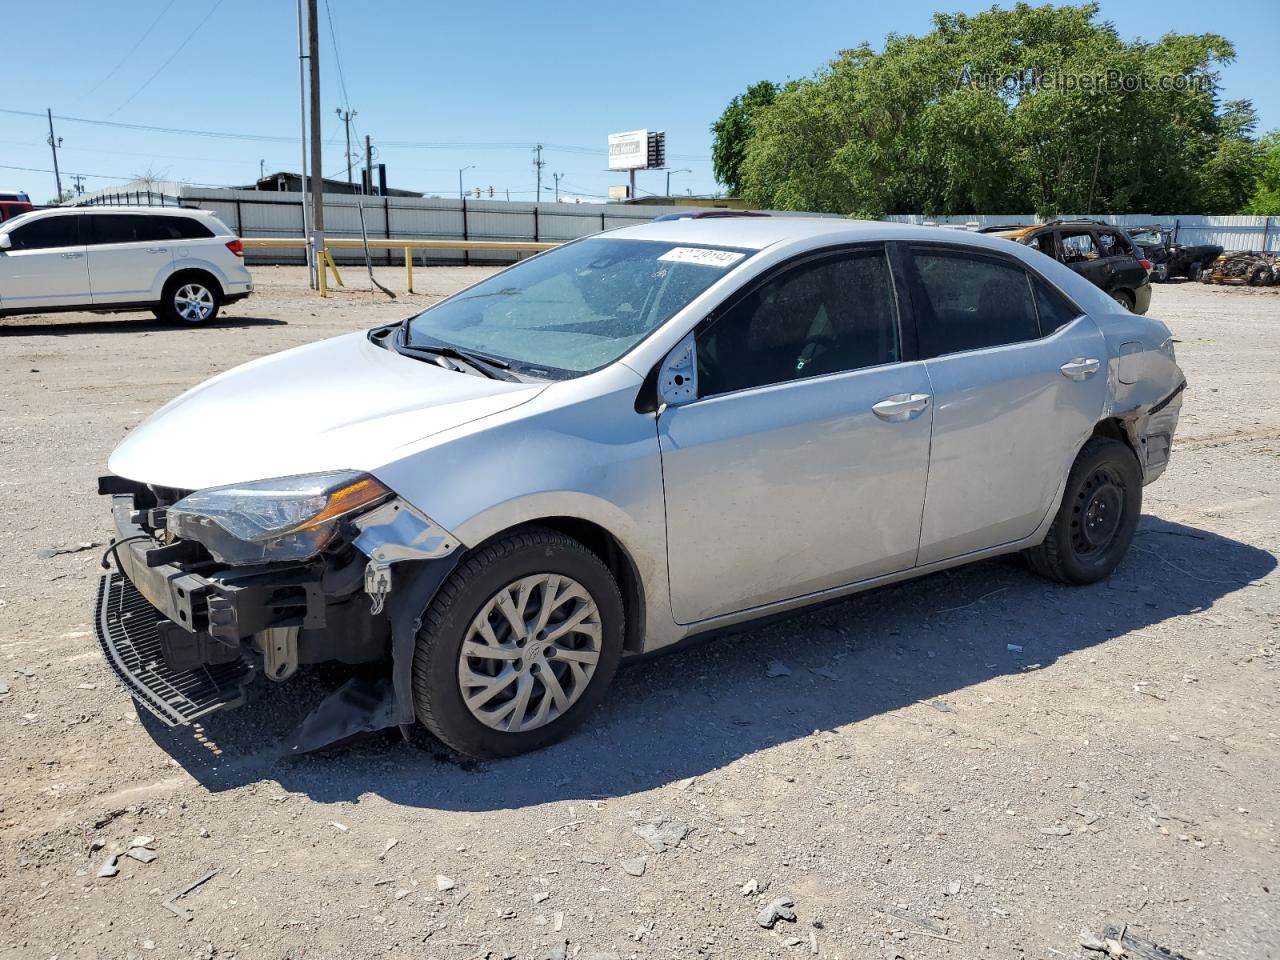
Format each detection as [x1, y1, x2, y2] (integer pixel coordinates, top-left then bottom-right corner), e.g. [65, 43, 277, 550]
[608, 129, 648, 171]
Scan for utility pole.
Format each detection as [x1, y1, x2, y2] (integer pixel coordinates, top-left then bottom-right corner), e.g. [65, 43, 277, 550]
[46, 108, 63, 201]
[551, 172, 563, 202]
[259, 158, 265, 184]
[364, 135, 373, 195]
[296, 0, 314, 287]
[336, 108, 357, 186]
[458, 164, 473, 200]
[532, 144, 545, 200]
[665, 167, 691, 196]
[306, 0, 324, 270]
[70, 174, 85, 196]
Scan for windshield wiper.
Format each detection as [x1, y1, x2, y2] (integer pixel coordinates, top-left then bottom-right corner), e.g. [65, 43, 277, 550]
[396, 341, 517, 381]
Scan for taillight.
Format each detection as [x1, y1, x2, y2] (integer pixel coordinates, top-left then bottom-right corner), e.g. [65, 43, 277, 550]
[1139, 259, 1152, 272]
[225, 238, 244, 257]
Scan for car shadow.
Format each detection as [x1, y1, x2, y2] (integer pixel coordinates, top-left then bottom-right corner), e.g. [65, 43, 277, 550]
[0, 314, 285, 336]
[136, 516, 1275, 809]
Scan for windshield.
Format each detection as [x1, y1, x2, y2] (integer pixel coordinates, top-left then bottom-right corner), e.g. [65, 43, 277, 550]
[405, 237, 752, 376]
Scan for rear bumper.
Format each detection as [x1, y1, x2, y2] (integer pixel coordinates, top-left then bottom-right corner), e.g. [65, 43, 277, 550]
[95, 571, 254, 726]
[1132, 283, 1152, 315]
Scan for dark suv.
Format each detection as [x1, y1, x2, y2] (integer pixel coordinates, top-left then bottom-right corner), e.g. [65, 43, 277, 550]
[983, 220, 1152, 314]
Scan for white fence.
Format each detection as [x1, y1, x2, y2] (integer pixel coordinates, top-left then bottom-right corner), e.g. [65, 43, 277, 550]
[884, 213, 1280, 253]
[77, 187, 698, 266]
[74, 185, 1280, 261]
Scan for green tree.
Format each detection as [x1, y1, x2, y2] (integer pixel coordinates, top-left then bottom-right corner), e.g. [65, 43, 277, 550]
[726, 3, 1254, 216]
[710, 80, 779, 196]
[1243, 131, 1280, 215]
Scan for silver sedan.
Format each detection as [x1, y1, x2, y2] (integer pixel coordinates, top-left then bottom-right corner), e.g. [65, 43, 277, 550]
[97, 217, 1184, 757]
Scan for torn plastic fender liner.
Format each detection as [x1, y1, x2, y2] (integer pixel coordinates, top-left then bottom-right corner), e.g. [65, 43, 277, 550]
[1115, 379, 1186, 485]
[351, 499, 464, 729]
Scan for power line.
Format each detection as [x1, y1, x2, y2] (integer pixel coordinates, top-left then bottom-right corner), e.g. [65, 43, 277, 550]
[108, 0, 227, 117]
[77, 0, 180, 104]
[0, 109, 712, 160]
[0, 161, 226, 187]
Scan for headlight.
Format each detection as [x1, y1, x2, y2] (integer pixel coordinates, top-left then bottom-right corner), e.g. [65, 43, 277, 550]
[167, 471, 391, 565]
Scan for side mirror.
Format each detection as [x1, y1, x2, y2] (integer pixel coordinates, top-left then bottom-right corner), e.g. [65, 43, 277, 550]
[658, 333, 698, 407]
[0, 233, 11, 250]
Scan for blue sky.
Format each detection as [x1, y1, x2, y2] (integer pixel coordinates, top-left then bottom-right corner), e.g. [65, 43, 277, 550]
[3, 0, 1278, 204]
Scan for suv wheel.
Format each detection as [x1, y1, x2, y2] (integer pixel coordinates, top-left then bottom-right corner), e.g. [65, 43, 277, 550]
[412, 527, 625, 758]
[1110, 289, 1134, 311]
[158, 277, 220, 324]
[1024, 436, 1142, 585]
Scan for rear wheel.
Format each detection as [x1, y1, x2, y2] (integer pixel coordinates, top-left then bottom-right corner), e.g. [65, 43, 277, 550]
[1186, 261, 1202, 282]
[412, 527, 625, 758]
[159, 276, 220, 324]
[1024, 436, 1142, 585]
[1110, 288, 1134, 311]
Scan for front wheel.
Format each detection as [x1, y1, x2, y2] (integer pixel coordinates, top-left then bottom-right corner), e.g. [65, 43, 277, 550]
[1024, 436, 1143, 585]
[412, 527, 625, 758]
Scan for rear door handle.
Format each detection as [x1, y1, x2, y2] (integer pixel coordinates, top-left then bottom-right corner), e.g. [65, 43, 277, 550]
[146, 247, 168, 254]
[60, 252, 84, 259]
[872, 393, 931, 421]
[1060, 357, 1101, 381]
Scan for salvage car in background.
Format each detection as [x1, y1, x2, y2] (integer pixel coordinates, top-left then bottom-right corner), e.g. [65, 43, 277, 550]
[0, 206, 252, 323]
[1199, 250, 1279, 286]
[984, 220, 1152, 313]
[95, 218, 1185, 757]
[1126, 225, 1223, 282]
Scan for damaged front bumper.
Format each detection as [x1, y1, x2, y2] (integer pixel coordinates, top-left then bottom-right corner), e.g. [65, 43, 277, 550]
[95, 480, 459, 731]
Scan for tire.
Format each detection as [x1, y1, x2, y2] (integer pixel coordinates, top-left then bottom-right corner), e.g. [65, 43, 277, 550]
[158, 275, 220, 324]
[1110, 288, 1135, 311]
[412, 526, 625, 758]
[1186, 262, 1201, 282]
[1023, 436, 1143, 586]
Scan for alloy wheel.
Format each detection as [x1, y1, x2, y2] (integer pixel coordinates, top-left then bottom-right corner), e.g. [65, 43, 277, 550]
[175, 283, 215, 322]
[457, 573, 602, 733]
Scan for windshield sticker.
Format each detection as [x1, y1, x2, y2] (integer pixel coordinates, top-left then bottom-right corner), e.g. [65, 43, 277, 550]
[657, 247, 746, 268]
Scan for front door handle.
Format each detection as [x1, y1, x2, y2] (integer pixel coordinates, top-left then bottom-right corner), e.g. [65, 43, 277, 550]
[60, 251, 84, 259]
[1060, 357, 1101, 381]
[146, 247, 168, 254]
[872, 393, 931, 421]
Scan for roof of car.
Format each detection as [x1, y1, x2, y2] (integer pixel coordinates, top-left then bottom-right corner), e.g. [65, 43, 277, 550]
[19, 206, 215, 218]
[606, 216, 1039, 255]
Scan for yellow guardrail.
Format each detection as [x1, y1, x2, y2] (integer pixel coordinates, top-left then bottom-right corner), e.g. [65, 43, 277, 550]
[239, 237, 560, 296]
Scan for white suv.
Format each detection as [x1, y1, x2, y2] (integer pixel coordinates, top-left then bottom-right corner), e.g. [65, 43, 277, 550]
[0, 207, 253, 324]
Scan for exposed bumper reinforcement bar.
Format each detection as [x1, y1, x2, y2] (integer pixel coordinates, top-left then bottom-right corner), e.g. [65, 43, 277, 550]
[95, 572, 254, 726]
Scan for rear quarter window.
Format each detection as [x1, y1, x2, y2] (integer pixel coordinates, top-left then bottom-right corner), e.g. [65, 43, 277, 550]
[164, 216, 215, 239]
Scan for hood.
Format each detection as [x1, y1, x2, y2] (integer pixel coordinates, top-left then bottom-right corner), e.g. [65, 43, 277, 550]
[109, 330, 546, 490]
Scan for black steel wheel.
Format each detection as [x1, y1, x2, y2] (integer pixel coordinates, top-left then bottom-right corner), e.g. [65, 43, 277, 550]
[1024, 436, 1143, 585]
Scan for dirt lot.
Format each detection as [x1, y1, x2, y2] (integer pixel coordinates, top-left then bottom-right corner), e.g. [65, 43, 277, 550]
[1, 269, 1278, 960]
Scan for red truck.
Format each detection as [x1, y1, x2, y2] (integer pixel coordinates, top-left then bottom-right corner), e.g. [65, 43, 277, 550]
[0, 190, 33, 224]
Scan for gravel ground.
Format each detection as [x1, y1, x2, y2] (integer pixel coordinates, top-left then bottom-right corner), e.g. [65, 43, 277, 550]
[1, 269, 1278, 960]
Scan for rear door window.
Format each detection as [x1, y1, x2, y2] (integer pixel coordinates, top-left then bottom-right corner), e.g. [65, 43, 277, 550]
[1060, 232, 1100, 263]
[7, 215, 79, 249]
[907, 247, 1040, 356]
[86, 214, 147, 245]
